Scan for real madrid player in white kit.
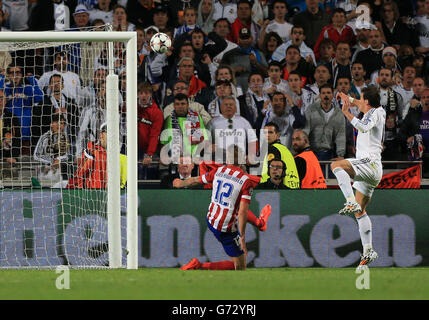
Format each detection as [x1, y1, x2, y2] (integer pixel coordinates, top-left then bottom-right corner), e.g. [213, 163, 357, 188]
[334, 87, 386, 269]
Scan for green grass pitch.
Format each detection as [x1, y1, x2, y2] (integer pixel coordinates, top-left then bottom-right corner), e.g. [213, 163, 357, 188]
[1, 268, 429, 300]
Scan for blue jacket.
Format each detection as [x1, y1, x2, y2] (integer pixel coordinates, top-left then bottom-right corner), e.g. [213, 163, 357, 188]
[5, 76, 43, 140]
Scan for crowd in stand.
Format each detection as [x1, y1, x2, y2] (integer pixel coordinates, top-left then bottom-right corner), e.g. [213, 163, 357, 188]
[1, 0, 429, 189]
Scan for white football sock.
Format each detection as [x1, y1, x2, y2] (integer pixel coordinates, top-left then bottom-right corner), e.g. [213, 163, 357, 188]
[333, 167, 355, 203]
[357, 213, 372, 254]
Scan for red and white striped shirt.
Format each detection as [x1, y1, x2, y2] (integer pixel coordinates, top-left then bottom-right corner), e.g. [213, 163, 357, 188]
[199, 165, 255, 233]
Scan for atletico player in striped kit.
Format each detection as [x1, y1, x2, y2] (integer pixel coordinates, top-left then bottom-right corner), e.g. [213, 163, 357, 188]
[173, 146, 271, 270]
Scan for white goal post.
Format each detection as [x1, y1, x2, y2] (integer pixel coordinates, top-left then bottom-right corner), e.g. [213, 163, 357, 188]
[0, 31, 138, 269]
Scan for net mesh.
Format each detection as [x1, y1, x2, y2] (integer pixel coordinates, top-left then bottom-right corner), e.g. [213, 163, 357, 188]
[0, 25, 128, 268]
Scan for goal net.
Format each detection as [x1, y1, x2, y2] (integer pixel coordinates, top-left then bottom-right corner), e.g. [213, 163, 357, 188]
[0, 27, 138, 269]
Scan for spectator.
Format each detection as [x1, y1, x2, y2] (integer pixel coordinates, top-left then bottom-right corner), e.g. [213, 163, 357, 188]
[260, 121, 299, 189]
[303, 84, 346, 162]
[263, 60, 289, 96]
[350, 61, 367, 99]
[71, 4, 91, 28]
[162, 42, 212, 91]
[325, 41, 352, 88]
[354, 28, 386, 81]
[317, 38, 336, 66]
[173, 7, 200, 38]
[112, 4, 136, 31]
[160, 155, 197, 188]
[3, 0, 29, 31]
[377, 1, 418, 50]
[377, 68, 406, 161]
[207, 79, 240, 118]
[271, 25, 316, 66]
[369, 46, 401, 85]
[211, 18, 238, 68]
[137, 82, 163, 168]
[5, 64, 43, 155]
[160, 93, 208, 160]
[239, 72, 270, 128]
[313, 8, 356, 61]
[38, 51, 81, 101]
[33, 113, 70, 185]
[260, 31, 283, 62]
[304, 64, 331, 107]
[28, 0, 71, 31]
[399, 87, 429, 177]
[165, 57, 212, 107]
[412, 54, 426, 78]
[152, 3, 170, 30]
[292, 0, 331, 49]
[228, 0, 260, 46]
[291, 129, 327, 189]
[261, 91, 305, 149]
[32, 74, 79, 151]
[173, 28, 227, 79]
[214, 64, 243, 96]
[257, 158, 290, 189]
[285, 70, 315, 115]
[75, 81, 122, 162]
[393, 66, 417, 119]
[281, 45, 314, 85]
[212, 0, 237, 24]
[351, 22, 374, 61]
[0, 88, 20, 167]
[221, 27, 268, 93]
[164, 80, 212, 126]
[197, 0, 216, 34]
[258, 0, 293, 48]
[165, 0, 201, 28]
[89, 0, 113, 25]
[414, 0, 429, 56]
[411, 77, 427, 103]
[208, 96, 258, 164]
[126, 0, 156, 29]
[79, 67, 108, 108]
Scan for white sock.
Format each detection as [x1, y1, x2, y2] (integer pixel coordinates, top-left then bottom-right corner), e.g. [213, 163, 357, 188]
[357, 213, 372, 254]
[333, 167, 355, 203]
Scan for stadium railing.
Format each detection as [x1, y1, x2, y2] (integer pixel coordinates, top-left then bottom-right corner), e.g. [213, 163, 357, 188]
[0, 159, 426, 188]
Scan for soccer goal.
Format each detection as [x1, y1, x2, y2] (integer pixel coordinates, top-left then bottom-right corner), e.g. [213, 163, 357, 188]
[0, 30, 138, 269]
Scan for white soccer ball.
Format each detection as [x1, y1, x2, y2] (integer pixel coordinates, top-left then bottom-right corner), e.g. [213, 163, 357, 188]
[150, 32, 171, 54]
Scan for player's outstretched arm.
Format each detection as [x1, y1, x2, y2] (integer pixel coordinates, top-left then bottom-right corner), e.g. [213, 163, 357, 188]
[172, 177, 203, 188]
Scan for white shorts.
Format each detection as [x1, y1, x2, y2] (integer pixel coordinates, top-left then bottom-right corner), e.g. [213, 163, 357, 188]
[346, 157, 383, 197]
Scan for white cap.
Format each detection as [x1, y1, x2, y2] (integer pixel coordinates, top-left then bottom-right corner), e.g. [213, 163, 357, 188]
[73, 4, 89, 15]
[355, 21, 377, 30]
[144, 25, 159, 34]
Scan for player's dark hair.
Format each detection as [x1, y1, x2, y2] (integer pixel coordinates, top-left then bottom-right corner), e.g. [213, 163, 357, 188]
[361, 86, 381, 108]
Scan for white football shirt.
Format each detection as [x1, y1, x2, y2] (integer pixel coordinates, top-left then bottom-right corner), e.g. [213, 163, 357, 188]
[350, 107, 386, 161]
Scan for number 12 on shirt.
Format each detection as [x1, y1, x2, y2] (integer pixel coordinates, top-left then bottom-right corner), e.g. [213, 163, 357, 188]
[214, 180, 234, 207]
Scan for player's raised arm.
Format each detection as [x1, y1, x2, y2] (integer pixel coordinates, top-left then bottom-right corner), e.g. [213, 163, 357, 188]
[337, 92, 380, 133]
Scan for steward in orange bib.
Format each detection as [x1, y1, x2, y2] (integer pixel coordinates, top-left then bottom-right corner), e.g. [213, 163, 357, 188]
[292, 129, 327, 189]
[68, 123, 127, 189]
